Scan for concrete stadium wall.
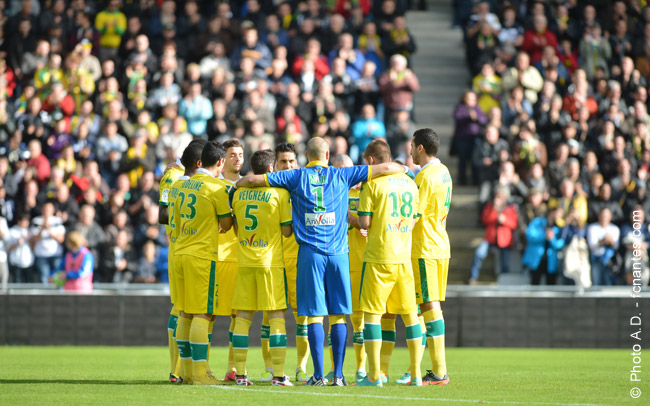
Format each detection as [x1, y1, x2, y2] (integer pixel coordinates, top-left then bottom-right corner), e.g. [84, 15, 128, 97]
[1, 293, 647, 348]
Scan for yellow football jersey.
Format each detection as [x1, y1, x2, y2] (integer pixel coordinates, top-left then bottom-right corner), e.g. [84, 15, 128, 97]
[282, 200, 299, 260]
[231, 187, 292, 268]
[348, 187, 367, 272]
[412, 160, 452, 259]
[172, 169, 231, 261]
[358, 173, 418, 264]
[217, 177, 239, 262]
[160, 166, 184, 237]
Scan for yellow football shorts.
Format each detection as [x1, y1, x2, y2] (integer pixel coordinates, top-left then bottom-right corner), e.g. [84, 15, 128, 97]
[214, 261, 238, 316]
[359, 262, 417, 315]
[174, 254, 218, 315]
[232, 266, 288, 311]
[284, 256, 298, 310]
[350, 270, 363, 312]
[168, 241, 176, 304]
[412, 258, 449, 303]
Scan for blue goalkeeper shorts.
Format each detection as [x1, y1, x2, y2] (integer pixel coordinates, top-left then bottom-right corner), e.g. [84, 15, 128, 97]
[296, 244, 351, 317]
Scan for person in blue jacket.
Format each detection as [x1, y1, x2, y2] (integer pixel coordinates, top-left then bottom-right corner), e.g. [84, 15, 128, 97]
[523, 207, 566, 285]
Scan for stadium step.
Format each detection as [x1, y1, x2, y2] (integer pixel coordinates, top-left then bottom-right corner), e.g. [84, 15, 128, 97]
[408, 1, 498, 284]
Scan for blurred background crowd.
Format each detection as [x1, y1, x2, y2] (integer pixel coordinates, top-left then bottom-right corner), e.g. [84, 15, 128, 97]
[0, 0, 426, 287]
[454, 0, 650, 286]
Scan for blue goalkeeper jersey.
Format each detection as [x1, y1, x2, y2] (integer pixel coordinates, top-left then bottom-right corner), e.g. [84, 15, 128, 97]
[265, 160, 371, 256]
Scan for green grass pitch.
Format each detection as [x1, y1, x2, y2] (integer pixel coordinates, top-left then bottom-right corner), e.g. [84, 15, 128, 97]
[0, 346, 642, 405]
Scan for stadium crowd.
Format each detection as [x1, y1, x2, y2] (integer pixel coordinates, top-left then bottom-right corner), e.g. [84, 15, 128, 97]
[455, 1, 650, 286]
[0, 0, 424, 288]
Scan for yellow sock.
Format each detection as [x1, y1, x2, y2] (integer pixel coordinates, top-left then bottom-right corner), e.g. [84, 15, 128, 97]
[227, 315, 236, 373]
[176, 316, 193, 381]
[418, 314, 426, 363]
[260, 311, 272, 370]
[167, 313, 178, 375]
[380, 318, 396, 378]
[269, 317, 287, 377]
[295, 312, 310, 373]
[423, 308, 447, 377]
[189, 318, 210, 380]
[402, 313, 423, 380]
[351, 311, 366, 372]
[207, 320, 214, 366]
[232, 317, 252, 375]
[327, 323, 334, 372]
[363, 313, 382, 381]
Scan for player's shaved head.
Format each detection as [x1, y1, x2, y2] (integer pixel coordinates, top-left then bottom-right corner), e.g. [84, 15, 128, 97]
[181, 138, 207, 170]
[251, 149, 275, 174]
[306, 137, 329, 161]
[363, 140, 391, 164]
[201, 141, 226, 168]
[331, 154, 353, 168]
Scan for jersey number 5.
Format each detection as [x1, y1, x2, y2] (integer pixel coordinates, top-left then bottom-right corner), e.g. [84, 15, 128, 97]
[244, 204, 258, 231]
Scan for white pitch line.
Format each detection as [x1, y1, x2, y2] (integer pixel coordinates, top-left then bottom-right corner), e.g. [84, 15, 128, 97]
[209, 385, 613, 406]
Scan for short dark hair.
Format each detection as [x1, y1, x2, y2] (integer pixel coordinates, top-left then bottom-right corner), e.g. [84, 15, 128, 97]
[413, 128, 439, 157]
[251, 150, 275, 175]
[201, 141, 226, 168]
[275, 142, 296, 159]
[363, 139, 391, 163]
[181, 139, 207, 169]
[223, 139, 244, 151]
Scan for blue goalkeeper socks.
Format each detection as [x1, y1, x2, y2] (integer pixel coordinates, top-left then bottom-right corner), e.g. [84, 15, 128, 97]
[330, 323, 347, 378]
[308, 323, 325, 379]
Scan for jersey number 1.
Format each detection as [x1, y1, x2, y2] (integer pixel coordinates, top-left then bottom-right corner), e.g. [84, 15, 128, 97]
[311, 186, 326, 212]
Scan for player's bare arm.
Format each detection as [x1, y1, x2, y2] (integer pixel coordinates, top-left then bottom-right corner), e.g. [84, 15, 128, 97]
[370, 162, 408, 178]
[159, 206, 170, 225]
[235, 174, 267, 188]
[359, 214, 372, 230]
[219, 215, 234, 233]
[281, 224, 293, 237]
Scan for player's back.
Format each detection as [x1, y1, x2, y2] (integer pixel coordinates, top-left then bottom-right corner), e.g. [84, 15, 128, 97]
[217, 178, 239, 263]
[359, 173, 418, 264]
[412, 161, 452, 259]
[232, 186, 292, 267]
[160, 167, 184, 237]
[172, 171, 230, 261]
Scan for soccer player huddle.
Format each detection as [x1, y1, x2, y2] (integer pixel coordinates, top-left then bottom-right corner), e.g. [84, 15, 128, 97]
[159, 128, 451, 388]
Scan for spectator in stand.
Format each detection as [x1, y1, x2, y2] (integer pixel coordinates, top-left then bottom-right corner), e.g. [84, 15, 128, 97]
[469, 186, 518, 284]
[384, 16, 417, 63]
[178, 81, 213, 138]
[7, 213, 34, 283]
[103, 229, 136, 283]
[350, 104, 386, 163]
[496, 6, 523, 67]
[548, 179, 589, 228]
[26, 140, 51, 185]
[472, 62, 502, 115]
[453, 89, 487, 186]
[73, 205, 106, 281]
[502, 52, 543, 105]
[328, 33, 366, 82]
[378, 54, 419, 123]
[231, 26, 273, 75]
[94, 0, 127, 62]
[473, 125, 509, 206]
[523, 207, 566, 285]
[30, 201, 65, 285]
[135, 240, 159, 283]
[522, 14, 557, 65]
[579, 24, 612, 81]
[54, 231, 94, 294]
[587, 207, 621, 286]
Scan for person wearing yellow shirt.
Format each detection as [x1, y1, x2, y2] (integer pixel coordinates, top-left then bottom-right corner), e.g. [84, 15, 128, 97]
[357, 140, 422, 387]
[410, 128, 452, 386]
[230, 150, 294, 387]
[171, 141, 233, 386]
[95, 0, 127, 61]
[159, 139, 206, 384]
[216, 139, 244, 382]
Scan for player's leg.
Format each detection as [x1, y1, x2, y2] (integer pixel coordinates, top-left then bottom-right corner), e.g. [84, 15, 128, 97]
[285, 256, 310, 381]
[260, 266, 292, 386]
[231, 265, 259, 386]
[361, 312, 382, 385]
[350, 268, 366, 382]
[207, 317, 215, 374]
[259, 311, 274, 381]
[167, 305, 180, 382]
[350, 310, 366, 382]
[400, 312, 423, 386]
[188, 259, 219, 385]
[215, 261, 239, 381]
[232, 310, 254, 386]
[416, 258, 450, 385]
[380, 314, 396, 382]
[325, 321, 334, 382]
[173, 255, 193, 383]
[324, 253, 353, 386]
[225, 313, 237, 380]
[297, 245, 328, 385]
